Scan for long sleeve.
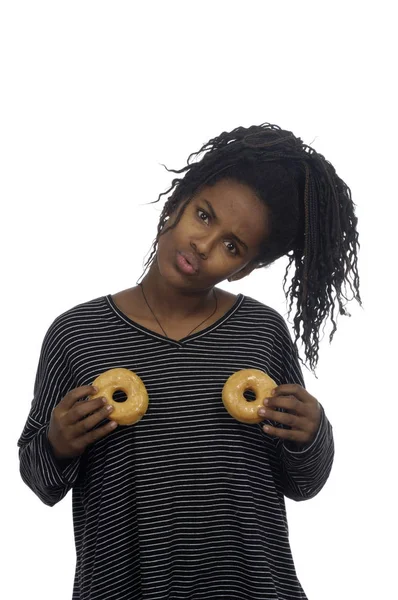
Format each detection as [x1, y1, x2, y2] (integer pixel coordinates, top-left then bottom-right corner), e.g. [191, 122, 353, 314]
[17, 317, 82, 506]
[17, 292, 329, 599]
[273, 318, 335, 502]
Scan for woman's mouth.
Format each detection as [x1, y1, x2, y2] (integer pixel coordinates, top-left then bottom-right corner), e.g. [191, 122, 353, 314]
[176, 251, 199, 275]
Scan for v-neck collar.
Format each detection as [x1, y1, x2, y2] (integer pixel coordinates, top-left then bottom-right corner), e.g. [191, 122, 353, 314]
[105, 293, 246, 346]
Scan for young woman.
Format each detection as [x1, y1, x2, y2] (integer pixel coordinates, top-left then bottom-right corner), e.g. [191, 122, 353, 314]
[18, 122, 361, 599]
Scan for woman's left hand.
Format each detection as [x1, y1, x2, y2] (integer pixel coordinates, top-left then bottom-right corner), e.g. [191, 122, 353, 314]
[258, 384, 322, 447]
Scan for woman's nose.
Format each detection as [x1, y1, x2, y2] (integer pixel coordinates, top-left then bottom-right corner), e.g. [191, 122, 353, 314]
[190, 240, 208, 260]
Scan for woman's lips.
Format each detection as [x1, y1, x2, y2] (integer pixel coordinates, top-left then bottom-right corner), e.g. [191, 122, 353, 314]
[176, 251, 199, 275]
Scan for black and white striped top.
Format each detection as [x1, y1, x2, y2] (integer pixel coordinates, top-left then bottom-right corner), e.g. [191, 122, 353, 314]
[18, 293, 334, 600]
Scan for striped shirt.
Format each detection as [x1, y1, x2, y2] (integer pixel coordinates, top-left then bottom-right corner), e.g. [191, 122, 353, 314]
[18, 293, 334, 600]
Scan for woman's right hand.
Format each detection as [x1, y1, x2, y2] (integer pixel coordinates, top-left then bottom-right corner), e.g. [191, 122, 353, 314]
[47, 385, 117, 460]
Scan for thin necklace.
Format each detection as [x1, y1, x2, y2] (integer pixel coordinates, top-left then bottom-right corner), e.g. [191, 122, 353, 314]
[139, 282, 218, 338]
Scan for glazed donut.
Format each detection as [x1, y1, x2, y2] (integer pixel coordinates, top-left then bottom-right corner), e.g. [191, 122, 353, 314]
[222, 369, 277, 424]
[89, 368, 149, 426]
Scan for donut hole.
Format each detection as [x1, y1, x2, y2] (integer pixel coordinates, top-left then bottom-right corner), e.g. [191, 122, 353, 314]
[112, 389, 128, 403]
[243, 389, 257, 402]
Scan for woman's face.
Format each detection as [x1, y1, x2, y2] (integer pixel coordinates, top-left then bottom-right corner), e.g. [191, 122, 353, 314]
[155, 178, 269, 291]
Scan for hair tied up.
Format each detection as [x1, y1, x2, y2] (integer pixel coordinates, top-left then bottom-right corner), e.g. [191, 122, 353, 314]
[139, 122, 362, 376]
[243, 132, 296, 149]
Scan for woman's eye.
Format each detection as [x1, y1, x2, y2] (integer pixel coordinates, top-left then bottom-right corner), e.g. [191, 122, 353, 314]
[197, 208, 238, 256]
[224, 241, 238, 256]
[197, 209, 209, 224]
[197, 208, 209, 221]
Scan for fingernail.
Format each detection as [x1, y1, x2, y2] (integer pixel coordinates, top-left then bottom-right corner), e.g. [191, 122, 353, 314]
[258, 408, 266, 416]
[263, 398, 269, 405]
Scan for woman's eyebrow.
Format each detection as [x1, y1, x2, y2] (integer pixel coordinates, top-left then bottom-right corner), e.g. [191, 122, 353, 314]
[203, 199, 248, 251]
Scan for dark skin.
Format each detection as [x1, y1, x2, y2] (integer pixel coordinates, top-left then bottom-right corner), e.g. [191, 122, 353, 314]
[48, 179, 321, 460]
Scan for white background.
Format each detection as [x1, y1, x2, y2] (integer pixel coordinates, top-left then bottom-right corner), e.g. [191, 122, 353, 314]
[1, 1, 397, 598]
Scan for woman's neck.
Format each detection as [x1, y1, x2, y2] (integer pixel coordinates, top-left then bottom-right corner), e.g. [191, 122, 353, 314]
[140, 264, 216, 321]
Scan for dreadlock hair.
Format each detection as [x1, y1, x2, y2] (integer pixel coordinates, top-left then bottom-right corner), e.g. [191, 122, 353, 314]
[138, 122, 362, 376]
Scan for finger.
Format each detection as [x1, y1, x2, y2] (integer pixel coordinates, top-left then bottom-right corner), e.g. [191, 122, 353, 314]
[64, 396, 107, 426]
[263, 394, 307, 416]
[60, 385, 99, 411]
[262, 423, 309, 444]
[72, 404, 115, 437]
[259, 406, 305, 429]
[269, 384, 316, 405]
[74, 419, 118, 452]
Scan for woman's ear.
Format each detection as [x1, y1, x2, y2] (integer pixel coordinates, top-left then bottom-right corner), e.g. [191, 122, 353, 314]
[228, 262, 258, 282]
